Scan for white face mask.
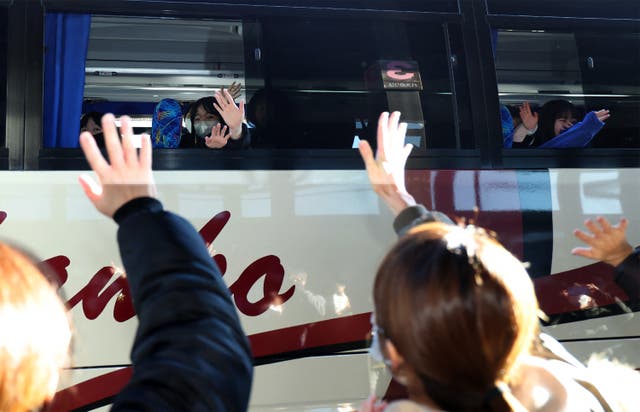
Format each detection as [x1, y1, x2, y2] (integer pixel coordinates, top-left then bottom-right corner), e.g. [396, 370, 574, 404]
[369, 313, 385, 364]
[194, 120, 220, 139]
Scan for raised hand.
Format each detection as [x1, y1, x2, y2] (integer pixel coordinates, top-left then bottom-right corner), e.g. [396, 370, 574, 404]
[214, 89, 245, 139]
[594, 109, 611, 123]
[222, 81, 242, 101]
[358, 111, 416, 216]
[572, 216, 634, 267]
[519, 102, 538, 130]
[78, 114, 156, 218]
[204, 123, 232, 149]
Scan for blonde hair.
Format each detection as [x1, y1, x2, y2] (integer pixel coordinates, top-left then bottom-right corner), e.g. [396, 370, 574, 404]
[0, 243, 72, 412]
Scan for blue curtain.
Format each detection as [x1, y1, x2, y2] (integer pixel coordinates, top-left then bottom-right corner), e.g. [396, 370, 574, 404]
[43, 13, 91, 148]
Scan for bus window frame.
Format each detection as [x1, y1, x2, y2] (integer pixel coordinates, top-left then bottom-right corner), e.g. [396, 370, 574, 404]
[490, 14, 640, 169]
[30, 1, 480, 171]
[6, 0, 639, 171]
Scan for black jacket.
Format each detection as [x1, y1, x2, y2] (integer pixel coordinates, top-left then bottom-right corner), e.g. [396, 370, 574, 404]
[614, 248, 640, 301]
[110, 197, 253, 411]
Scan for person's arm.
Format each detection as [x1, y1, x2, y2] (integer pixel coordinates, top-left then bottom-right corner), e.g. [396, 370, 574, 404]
[539, 110, 609, 149]
[358, 112, 454, 236]
[78, 115, 253, 411]
[224, 123, 251, 149]
[572, 216, 639, 301]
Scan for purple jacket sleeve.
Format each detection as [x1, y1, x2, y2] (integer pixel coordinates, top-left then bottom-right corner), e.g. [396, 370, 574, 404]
[538, 111, 605, 148]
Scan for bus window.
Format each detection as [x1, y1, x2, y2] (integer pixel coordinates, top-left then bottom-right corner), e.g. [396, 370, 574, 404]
[43, 15, 249, 150]
[0, 5, 7, 152]
[494, 29, 640, 149]
[42, 13, 472, 152]
[255, 19, 471, 150]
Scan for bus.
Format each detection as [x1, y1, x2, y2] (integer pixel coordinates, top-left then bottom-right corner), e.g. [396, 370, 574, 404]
[1, 0, 639, 410]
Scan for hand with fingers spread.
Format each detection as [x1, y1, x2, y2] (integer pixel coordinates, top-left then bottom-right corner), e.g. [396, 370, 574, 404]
[358, 111, 416, 215]
[204, 123, 232, 149]
[78, 114, 156, 218]
[214, 89, 245, 139]
[520, 101, 539, 131]
[222, 81, 242, 101]
[594, 109, 611, 123]
[571, 216, 634, 267]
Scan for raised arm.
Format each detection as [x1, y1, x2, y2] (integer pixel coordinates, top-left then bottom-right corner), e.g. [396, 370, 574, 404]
[358, 111, 416, 216]
[572, 216, 639, 301]
[571, 217, 633, 267]
[214, 89, 246, 140]
[79, 115, 253, 411]
[358, 111, 453, 235]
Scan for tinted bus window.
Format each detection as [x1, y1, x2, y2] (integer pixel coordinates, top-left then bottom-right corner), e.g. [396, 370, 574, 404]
[260, 19, 471, 150]
[494, 29, 640, 149]
[0, 6, 6, 149]
[487, 0, 640, 20]
[82, 16, 248, 147]
[43, 13, 471, 152]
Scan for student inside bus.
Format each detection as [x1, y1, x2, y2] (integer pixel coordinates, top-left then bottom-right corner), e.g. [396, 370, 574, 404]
[180, 90, 250, 149]
[358, 111, 639, 412]
[511, 100, 610, 148]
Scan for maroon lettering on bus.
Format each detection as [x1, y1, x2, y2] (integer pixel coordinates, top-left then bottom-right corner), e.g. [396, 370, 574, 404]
[38, 210, 294, 322]
[199, 210, 231, 245]
[229, 255, 295, 317]
[40, 255, 71, 287]
[0, 211, 6, 225]
[214, 254, 227, 274]
[66, 266, 135, 322]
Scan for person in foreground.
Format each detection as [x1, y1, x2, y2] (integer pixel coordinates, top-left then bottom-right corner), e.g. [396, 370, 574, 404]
[77, 114, 253, 410]
[357, 112, 640, 412]
[0, 244, 72, 412]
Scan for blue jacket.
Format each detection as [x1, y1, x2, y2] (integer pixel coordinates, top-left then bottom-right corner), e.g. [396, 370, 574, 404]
[110, 197, 253, 411]
[539, 111, 604, 148]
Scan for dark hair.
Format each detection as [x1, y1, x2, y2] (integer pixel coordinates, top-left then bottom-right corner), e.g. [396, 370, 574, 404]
[537, 100, 578, 143]
[186, 96, 227, 135]
[373, 222, 539, 411]
[80, 112, 103, 129]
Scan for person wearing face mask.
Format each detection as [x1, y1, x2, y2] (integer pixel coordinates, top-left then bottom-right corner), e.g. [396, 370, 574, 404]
[513, 100, 610, 148]
[180, 92, 250, 149]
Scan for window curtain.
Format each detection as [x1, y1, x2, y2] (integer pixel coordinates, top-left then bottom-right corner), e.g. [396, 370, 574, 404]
[43, 13, 91, 148]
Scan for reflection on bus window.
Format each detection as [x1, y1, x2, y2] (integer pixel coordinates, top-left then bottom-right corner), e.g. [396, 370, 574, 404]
[43, 14, 472, 151]
[494, 29, 640, 148]
[0, 6, 7, 149]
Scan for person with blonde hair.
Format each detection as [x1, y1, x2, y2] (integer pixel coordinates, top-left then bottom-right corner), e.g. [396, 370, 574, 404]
[358, 112, 639, 412]
[0, 243, 72, 412]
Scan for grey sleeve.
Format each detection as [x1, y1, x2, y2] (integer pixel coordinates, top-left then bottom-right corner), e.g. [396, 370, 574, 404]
[393, 204, 455, 236]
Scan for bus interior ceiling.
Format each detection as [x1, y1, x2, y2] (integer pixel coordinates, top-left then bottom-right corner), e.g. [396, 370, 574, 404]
[84, 16, 246, 104]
